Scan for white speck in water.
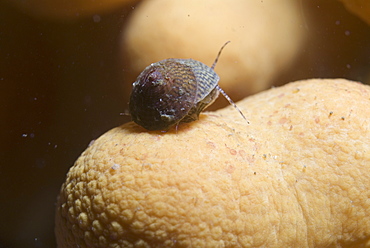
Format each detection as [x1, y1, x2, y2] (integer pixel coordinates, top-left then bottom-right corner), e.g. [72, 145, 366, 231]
[93, 14, 101, 23]
[36, 158, 45, 168]
[346, 64, 351, 69]
[335, 20, 340, 25]
[22, 133, 35, 138]
[47, 142, 57, 148]
[345, 30, 350, 36]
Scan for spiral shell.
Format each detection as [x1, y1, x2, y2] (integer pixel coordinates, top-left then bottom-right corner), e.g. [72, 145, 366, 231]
[129, 58, 220, 131]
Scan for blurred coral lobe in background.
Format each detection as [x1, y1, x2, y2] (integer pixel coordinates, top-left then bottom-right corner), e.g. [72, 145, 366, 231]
[0, 0, 369, 247]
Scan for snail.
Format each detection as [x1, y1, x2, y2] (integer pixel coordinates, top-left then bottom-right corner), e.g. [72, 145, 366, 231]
[129, 41, 248, 131]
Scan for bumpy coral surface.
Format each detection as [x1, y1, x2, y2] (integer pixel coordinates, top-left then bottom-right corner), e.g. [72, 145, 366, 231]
[56, 79, 370, 247]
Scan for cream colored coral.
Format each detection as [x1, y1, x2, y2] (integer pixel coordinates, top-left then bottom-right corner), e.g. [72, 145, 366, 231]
[121, 0, 306, 100]
[55, 79, 370, 247]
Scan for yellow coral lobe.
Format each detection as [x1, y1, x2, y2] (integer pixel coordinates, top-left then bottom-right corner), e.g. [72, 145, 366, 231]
[56, 79, 370, 247]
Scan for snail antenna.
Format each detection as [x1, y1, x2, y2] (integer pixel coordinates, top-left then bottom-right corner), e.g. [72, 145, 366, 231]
[216, 85, 249, 124]
[211, 41, 249, 124]
[120, 109, 131, 116]
[211, 41, 230, 70]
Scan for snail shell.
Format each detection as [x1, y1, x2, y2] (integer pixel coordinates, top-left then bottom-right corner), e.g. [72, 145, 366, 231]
[129, 58, 220, 131]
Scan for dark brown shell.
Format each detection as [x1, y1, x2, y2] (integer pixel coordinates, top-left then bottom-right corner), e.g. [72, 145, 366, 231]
[129, 58, 220, 131]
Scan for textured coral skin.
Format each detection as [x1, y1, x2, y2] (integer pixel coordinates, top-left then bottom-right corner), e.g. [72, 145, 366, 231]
[55, 79, 370, 247]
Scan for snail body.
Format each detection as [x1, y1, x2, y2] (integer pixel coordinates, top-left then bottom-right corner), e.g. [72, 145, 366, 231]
[129, 42, 247, 131]
[129, 58, 220, 130]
